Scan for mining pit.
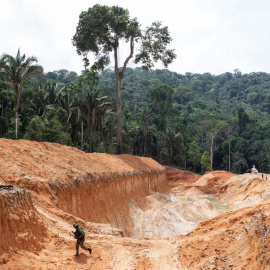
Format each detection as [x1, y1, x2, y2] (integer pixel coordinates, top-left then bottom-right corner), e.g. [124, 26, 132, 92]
[1, 139, 270, 269]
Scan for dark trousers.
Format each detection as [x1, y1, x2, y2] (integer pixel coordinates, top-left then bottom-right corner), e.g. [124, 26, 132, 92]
[76, 238, 90, 254]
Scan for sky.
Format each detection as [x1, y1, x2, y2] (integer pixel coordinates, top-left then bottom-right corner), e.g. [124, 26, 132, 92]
[1, 0, 270, 75]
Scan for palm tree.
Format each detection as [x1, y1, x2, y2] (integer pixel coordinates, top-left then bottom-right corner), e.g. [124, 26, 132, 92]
[0, 49, 43, 139]
[163, 128, 182, 165]
[138, 107, 155, 156]
[78, 86, 109, 152]
[55, 85, 78, 132]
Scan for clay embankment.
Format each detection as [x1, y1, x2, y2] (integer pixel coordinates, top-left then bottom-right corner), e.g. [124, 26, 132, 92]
[0, 186, 46, 257]
[3, 139, 270, 269]
[0, 139, 168, 236]
[178, 200, 270, 270]
[166, 166, 200, 186]
[167, 168, 234, 197]
[219, 173, 270, 209]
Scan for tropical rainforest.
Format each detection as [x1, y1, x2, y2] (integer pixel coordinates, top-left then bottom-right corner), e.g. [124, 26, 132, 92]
[2, 4, 268, 175]
[0, 59, 269, 174]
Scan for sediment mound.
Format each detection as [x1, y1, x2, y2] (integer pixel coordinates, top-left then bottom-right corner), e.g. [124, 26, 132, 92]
[0, 186, 46, 259]
[182, 186, 205, 196]
[191, 170, 234, 194]
[220, 173, 270, 209]
[1, 139, 270, 269]
[130, 193, 220, 238]
[165, 166, 200, 185]
[178, 200, 270, 270]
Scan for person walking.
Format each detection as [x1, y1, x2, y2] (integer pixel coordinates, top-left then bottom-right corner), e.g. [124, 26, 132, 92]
[72, 222, 92, 257]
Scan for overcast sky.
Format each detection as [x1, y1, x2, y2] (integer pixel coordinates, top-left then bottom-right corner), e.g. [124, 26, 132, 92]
[1, 0, 270, 75]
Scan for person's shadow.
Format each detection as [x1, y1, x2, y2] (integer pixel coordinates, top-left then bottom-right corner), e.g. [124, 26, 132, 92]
[73, 253, 89, 264]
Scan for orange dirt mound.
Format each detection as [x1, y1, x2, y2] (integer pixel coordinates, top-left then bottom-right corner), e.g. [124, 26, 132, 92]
[165, 166, 201, 185]
[0, 186, 46, 259]
[178, 200, 270, 269]
[1, 139, 270, 269]
[182, 186, 205, 196]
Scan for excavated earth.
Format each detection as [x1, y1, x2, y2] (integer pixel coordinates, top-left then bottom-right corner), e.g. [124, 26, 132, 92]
[0, 139, 270, 269]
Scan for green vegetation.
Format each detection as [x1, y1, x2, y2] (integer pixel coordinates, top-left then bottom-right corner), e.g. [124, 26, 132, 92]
[0, 5, 269, 174]
[72, 4, 176, 153]
[0, 62, 269, 174]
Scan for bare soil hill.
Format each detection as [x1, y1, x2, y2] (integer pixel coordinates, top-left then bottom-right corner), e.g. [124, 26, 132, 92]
[1, 139, 270, 269]
[165, 166, 200, 185]
[219, 173, 270, 209]
[178, 200, 270, 270]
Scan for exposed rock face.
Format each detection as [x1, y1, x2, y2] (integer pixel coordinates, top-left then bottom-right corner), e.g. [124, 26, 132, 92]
[0, 187, 46, 256]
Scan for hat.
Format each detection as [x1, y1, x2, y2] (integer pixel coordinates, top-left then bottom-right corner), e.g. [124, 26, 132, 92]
[73, 223, 78, 228]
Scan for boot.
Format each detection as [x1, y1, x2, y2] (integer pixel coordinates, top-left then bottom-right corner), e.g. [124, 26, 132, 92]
[74, 250, 79, 257]
[88, 248, 92, 255]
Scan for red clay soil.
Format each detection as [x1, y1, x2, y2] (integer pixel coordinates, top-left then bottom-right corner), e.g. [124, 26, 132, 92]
[1, 139, 270, 269]
[219, 173, 270, 209]
[171, 170, 235, 196]
[192, 170, 235, 194]
[178, 200, 270, 270]
[0, 187, 46, 255]
[165, 166, 201, 185]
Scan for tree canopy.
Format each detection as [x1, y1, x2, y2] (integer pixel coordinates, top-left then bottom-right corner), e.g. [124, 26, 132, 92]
[72, 4, 176, 153]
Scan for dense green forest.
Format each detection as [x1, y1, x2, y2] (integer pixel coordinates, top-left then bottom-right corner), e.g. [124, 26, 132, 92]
[0, 62, 269, 173]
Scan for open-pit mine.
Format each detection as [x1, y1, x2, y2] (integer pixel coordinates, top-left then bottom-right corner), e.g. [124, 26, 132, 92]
[0, 139, 270, 269]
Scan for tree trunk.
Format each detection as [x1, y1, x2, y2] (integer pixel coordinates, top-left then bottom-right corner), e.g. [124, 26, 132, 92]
[210, 134, 214, 170]
[109, 135, 113, 154]
[116, 78, 122, 154]
[0, 96, 3, 116]
[113, 37, 134, 155]
[87, 112, 92, 152]
[143, 120, 148, 156]
[81, 119, 84, 149]
[88, 124, 92, 153]
[169, 143, 173, 165]
[0, 97, 3, 136]
[229, 140, 231, 172]
[14, 88, 21, 140]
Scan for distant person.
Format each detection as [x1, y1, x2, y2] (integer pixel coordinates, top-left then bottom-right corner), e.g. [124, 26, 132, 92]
[72, 222, 92, 257]
[266, 175, 268, 181]
[262, 173, 264, 179]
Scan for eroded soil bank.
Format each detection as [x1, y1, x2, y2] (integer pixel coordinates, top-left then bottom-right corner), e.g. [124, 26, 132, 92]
[0, 139, 169, 236]
[1, 139, 270, 269]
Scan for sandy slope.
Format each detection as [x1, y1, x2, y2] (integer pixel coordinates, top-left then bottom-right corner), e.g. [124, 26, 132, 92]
[1, 139, 270, 269]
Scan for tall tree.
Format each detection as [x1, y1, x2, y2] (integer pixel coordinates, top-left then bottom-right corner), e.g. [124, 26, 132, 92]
[237, 107, 249, 134]
[188, 141, 201, 172]
[200, 119, 228, 170]
[137, 107, 155, 156]
[163, 128, 182, 164]
[201, 150, 211, 172]
[150, 84, 173, 130]
[78, 86, 109, 152]
[72, 4, 176, 153]
[0, 49, 43, 139]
